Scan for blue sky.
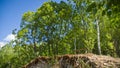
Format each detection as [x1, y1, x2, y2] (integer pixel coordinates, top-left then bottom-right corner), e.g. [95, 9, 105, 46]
[0, 0, 62, 47]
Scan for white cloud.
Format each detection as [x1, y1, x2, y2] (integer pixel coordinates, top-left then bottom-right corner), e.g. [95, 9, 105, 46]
[0, 42, 6, 48]
[0, 34, 16, 48]
[3, 34, 16, 42]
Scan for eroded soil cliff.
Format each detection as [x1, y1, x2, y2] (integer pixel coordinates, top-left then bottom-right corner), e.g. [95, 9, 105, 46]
[22, 53, 120, 68]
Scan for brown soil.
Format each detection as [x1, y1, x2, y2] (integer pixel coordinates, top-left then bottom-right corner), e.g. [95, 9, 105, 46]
[22, 53, 120, 68]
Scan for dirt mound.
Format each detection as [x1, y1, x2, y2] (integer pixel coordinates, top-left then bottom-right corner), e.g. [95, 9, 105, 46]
[22, 53, 120, 68]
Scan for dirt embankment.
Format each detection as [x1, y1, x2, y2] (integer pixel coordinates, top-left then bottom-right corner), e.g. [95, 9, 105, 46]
[22, 53, 120, 68]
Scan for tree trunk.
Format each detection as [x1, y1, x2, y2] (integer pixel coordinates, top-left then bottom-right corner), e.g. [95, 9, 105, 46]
[96, 20, 101, 55]
[74, 38, 76, 54]
[33, 39, 37, 53]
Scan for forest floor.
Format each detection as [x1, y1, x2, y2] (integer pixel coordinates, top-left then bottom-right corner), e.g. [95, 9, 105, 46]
[22, 53, 120, 68]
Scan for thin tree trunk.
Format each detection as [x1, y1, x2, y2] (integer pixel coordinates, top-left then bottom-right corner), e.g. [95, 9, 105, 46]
[33, 39, 36, 52]
[48, 41, 51, 56]
[31, 28, 37, 53]
[74, 38, 76, 54]
[96, 20, 101, 55]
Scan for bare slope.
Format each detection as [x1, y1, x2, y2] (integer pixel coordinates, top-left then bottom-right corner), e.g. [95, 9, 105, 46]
[22, 53, 120, 68]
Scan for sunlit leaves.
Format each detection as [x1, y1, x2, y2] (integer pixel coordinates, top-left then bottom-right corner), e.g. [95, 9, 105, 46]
[22, 11, 34, 22]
